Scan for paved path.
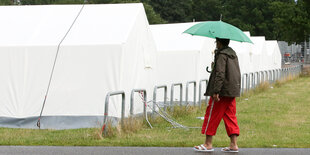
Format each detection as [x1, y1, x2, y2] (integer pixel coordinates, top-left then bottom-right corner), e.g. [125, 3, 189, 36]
[0, 146, 309, 155]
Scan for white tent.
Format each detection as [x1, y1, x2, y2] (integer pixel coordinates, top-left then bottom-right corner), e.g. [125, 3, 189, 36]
[249, 36, 266, 72]
[0, 3, 156, 129]
[0, 5, 284, 129]
[150, 22, 215, 105]
[265, 40, 282, 70]
[229, 32, 253, 75]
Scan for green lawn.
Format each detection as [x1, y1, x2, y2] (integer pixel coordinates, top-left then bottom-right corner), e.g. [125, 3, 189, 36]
[1, 76, 310, 148]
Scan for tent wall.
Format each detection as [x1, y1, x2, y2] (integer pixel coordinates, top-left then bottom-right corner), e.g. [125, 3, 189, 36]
[266, 40, 282, 70]
[249, 37, 266, 72]
[0, 46, 57, 118]
[230, 40, 252, 74]
[151, 23, 214, 104]
[0, 5, 85, 120]
[41, 4, 157, 128]
[0, 4, 157, 129]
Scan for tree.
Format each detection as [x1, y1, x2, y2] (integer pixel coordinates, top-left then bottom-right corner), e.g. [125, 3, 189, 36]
[143, 0, 193, 23]
[191, 0, 222, 21]
[143, 2, 167, 24]
[0, 0, 12, 5]
[5, 0, 310, 43]
[270, 1, 310, 43]
[220, 0, 275, 38]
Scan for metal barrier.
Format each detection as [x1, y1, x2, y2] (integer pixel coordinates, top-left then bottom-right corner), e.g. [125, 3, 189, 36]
[130, 89, 146, 117]
[186, 81, 197, 106]
[259, 71, 265, 84]
[273, 69, 276, 82]
[240, 65, 302, 95]
[248, 72, 254, 89]
[101, 65, 303, 135]
[241, 73, 248, 94]
[170, 83, 183, 109]
[102, 91, 125, 136]
[102, 65, 303, 133]
[276, 69, 281, 81]
[284, 68, 288, 78]
[268, 70, 273, 83]
[280, 68, 285, 80]
[264, 70, 269, 83]
[254, 72, 259, 88]
[246, 73, 250, 90]
[198, 79, 208, 107]
[153, 85, 167, 112]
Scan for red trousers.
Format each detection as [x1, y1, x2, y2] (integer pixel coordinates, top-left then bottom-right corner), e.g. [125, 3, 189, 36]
[201, 97, 239, 136]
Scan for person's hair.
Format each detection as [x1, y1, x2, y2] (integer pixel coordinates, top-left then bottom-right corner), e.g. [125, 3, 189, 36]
[216, 38, 230, 46]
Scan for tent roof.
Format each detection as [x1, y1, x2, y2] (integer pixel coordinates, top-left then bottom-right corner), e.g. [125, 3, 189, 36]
[250, 36, 266, 54]
[265, 40, 279, 55]
[63, 4, 144, 45]
[0, 3, 144, 46]
[243, 31, 251, 38]
[150, 22, 209, 52]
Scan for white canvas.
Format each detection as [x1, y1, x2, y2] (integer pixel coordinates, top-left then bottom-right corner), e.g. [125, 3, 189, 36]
[0, 3, 157, 129]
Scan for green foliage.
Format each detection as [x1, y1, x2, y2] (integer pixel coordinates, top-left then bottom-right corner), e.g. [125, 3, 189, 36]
[143, 0, 309, 43]
[270, 0, 310, 43]
[0, 0, 12, 5]
[143, 0, 193, 23]
[21, 0, 49, 5]
[51, 0, 85, 4]
[191, 0, 223, 21]
[220, 0, 275, 40]
[2, 0, 310, 43]
[143, 2, 167, 24]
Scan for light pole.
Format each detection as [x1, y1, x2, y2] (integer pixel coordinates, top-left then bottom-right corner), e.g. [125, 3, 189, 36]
[306, 39, 309, 64]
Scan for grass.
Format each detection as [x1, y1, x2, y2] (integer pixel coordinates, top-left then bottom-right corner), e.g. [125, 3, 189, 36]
[1, 75, 310, 148]
[236, 76, 310, 148]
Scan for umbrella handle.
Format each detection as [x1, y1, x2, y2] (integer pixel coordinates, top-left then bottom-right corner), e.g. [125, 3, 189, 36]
[206, 66, 212, 73]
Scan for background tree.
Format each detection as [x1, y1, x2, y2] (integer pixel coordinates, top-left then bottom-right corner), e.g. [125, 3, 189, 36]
[142, 0, 193, 23]
[270, 0, 310, 43]
[191, 0, 222, 21]
[1, 0, 309, 43]
[0, 0, 12, 5]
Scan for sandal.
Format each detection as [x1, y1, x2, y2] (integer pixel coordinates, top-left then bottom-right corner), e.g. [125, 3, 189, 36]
[221, 147, 239, 153]
[193, 144, 214, 152]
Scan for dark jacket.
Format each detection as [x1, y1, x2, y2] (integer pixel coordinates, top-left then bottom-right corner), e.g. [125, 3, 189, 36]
[204, 46, 241, 97]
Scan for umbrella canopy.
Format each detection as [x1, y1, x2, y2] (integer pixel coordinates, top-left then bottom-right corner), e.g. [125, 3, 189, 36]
[184, 21, 253, 44]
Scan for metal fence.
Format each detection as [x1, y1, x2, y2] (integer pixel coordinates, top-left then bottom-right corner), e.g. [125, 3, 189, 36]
[153, 85, 168, 112]
[102, 91, 125, 136]
[185, 81, 197, 106]
[102, 65, 302, 134]
[241, 65, 302, 94]
[170, 83, 183, 110]
[130, 89, 146, 117]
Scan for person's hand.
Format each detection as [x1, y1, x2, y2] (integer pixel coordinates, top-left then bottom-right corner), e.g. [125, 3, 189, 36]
[212, 94, 220, 102]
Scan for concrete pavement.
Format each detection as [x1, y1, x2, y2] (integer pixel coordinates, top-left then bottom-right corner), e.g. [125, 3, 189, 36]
[0, 146, 309, 155]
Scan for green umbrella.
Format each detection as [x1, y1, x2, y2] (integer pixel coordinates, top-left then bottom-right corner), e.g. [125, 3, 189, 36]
[184, 21, 253, 44]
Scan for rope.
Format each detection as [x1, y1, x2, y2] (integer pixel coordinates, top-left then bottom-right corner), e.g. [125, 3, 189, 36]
[139, 91, 153, 128]
[138, 93, 201, 130]
[36, 4, 85, 129]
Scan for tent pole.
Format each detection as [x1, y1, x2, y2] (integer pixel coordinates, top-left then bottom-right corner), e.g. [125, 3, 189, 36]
[36, 4, 85, 129]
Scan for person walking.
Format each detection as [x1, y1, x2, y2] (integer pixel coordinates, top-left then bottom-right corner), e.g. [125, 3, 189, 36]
[194, 38, 241, 153]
